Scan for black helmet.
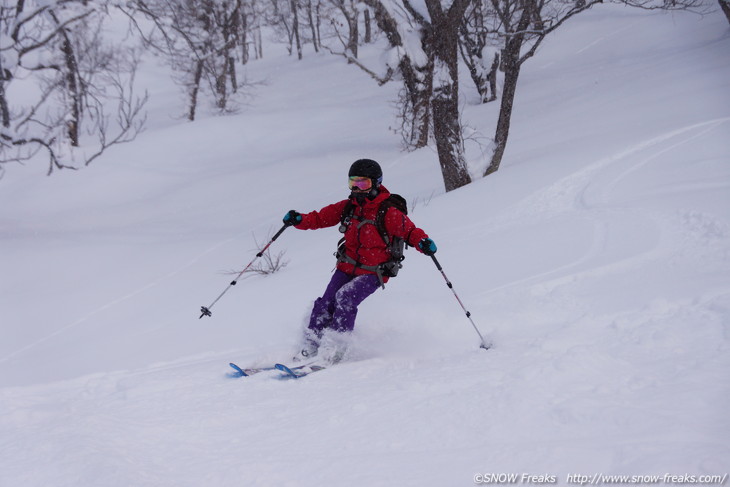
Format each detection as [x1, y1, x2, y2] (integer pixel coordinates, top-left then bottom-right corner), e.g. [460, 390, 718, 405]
[349, 159, 383, 185]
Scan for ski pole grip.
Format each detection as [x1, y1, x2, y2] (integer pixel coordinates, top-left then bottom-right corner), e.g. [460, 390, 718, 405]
[271, 223, 289, 241]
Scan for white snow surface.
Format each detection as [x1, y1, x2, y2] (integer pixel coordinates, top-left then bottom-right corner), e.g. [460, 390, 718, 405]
[1, 4, 729, 486]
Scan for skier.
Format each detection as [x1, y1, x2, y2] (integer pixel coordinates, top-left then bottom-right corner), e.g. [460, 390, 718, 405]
[282, 159, 437, 363]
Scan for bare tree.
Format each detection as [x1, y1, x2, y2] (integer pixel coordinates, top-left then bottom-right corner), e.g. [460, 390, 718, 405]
[238, 0, 265, 63]
[266, 0, 305, 58]
[123, 0, 246, 120]
[426, 0, 473, 191]
[479, 0, 605, 176]
[304, 0, 322, 52]
[322, 0, 471, 191]
[289, 0, 304, 59]
[352, 0, 472, 191]
[366, 0, 433, 149]
[481, 0, 706, 177]
[330, 0, 360, 58]
[0, 0, 146, 176]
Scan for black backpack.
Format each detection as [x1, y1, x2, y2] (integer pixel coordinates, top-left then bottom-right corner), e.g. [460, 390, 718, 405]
[335, 194, 408, 283]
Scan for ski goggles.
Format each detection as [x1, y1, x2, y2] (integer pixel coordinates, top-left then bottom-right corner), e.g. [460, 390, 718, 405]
[348, 176, 373, 191]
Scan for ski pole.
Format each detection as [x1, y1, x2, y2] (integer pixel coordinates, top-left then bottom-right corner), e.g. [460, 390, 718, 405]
[430, 254, 490, 350]
[199, 223, 289, 319]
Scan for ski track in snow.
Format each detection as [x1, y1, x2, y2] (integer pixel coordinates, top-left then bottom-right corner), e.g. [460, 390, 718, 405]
[575, 22, 638, 55]
[0, 235, 240, 365]
[478, 118, 730, 297]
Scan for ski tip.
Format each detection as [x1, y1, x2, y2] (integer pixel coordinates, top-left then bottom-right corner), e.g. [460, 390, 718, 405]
[229, 362, 248, 377]
[274, 363, 295, 375]
[275, 363, 305, 379]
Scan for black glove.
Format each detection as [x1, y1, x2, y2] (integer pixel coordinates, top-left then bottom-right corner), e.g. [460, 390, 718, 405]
[418, 237, 437, 256]
[283, 210, 302, 226]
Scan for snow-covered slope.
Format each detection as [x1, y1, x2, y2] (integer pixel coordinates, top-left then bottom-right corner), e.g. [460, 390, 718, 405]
[1, 4, 729, 486]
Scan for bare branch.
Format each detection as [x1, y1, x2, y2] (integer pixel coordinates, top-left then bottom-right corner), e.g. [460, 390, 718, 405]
[321, 44, 395, 84]
[17, 11, 93, 58]
[0, 0, 147, 177]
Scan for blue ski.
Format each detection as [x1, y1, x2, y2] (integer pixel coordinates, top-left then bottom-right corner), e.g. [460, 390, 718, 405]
[229, 362, 277, 377]
[275, 363, 326, 379]
[229, 362, 315, 378]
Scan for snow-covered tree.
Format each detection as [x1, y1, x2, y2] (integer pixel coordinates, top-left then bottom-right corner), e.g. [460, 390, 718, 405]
[0, 0, 146, 176]
[458, 0, 499, 104]
[336, 0, 606, 191]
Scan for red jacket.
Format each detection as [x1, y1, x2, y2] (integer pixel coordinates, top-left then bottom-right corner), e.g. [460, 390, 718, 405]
[295, 186, 429, 280]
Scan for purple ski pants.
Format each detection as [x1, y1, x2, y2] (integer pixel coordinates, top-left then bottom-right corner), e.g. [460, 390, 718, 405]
[308, 270, 381, 337]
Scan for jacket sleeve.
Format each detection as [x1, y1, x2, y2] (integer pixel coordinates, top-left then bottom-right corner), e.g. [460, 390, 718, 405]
[295, 200, 349, 230]
[383, 207, 428, 250]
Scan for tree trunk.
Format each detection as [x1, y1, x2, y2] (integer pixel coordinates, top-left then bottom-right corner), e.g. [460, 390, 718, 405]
[430, 6, 471, 190]
[51, 11, 82, 147]
[256, 28, 263, 59]
[485, 44, 521, 175]
[460, 49, 498, 104]
[0, 82, 9, 128]
[720, 0, 730, 24]
[188, 60, 204, 121]
[432, 80, 471, 190]
[487, 52, 499, 101]
[427, 0, 472, 190]
[228, 56, 237, 92]
[335, 1, 359, 58]
[0, 45, 10, 127]
[62, 39, 81, 146]
[347, 9, 359, 58]
[215, 59, 228, 109]
[364, 9, 372, 43]
[316, 2, 322, 48]
[290, 0, 303, 59]
[240, 10, 249, 64]
[484, 6, 530, 176]
[306, 0, 319, 52]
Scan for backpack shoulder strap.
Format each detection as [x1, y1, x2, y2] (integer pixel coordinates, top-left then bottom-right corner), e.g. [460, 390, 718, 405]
[339, 200, 356, 234]
[376, 194, 408, 244]
[340, 200, 355, 225]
